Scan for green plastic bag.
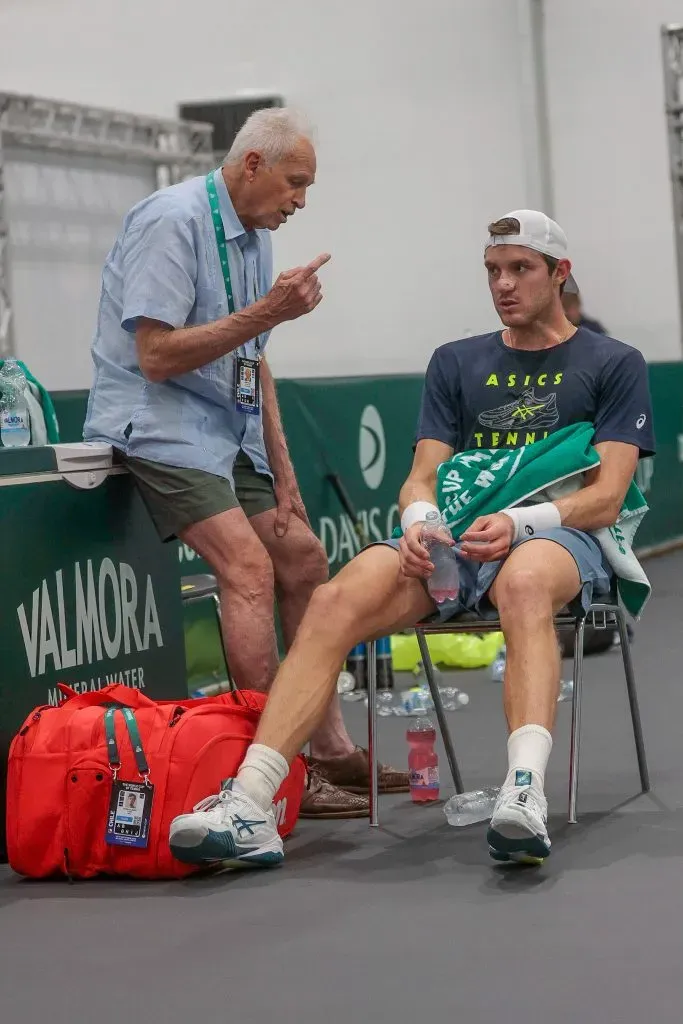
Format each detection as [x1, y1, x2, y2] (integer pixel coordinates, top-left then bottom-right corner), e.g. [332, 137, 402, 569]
[391, 631, 504, 671]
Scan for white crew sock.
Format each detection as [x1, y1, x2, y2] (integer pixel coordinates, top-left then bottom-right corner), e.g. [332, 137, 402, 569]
[235, 744, 290, 812]
[505, 724, 553, 788]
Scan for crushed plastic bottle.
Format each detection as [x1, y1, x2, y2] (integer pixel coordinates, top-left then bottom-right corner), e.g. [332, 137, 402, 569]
[490, 644, 506, 682]
[337, 670, 356, 695]
[412, 661, 469, 711]
[421, 510, 459, 603]
[439, 687, 470, 711]
[444, 786, 500, 827]
[399, 686, 434, 716]
[377, 691, 396, 717]
[557, 678, 574, 703]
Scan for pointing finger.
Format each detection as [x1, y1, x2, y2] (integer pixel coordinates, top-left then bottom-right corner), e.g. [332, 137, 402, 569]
[299, 253, 332, 278]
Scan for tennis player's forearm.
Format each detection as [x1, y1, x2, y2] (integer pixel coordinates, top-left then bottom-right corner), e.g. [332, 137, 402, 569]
[553, 485, 622, 532]
[398, 474, 439, 516]
[137, 302, 276, 382]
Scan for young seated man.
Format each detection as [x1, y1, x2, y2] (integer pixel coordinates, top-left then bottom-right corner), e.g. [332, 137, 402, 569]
[169, 210, 655, 868]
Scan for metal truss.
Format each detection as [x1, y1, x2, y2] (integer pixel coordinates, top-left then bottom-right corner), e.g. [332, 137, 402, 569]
[0, 92, 215, 356]
[662, 24, 683, 351]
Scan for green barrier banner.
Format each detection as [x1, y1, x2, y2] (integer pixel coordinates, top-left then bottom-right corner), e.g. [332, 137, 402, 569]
[0, 473, 187, 718]
[276, 377, 421, 575]
[631, 363, 683, 551]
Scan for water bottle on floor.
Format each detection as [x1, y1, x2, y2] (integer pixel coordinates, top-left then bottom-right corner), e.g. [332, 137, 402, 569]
[407, 718, 440, 802]
[444, 787, 500, 826]
[421, 510, 459, 603]
[0, 360, 31, 448]
[412, 661, 469, 711]
[490, 644, 506, 682]
[336, 671, 356, 695]
[557, 678, 574, 703]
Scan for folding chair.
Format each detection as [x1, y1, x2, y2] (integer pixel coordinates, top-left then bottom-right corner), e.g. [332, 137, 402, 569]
[366, 601, 649, 827]
[180, 573, 235, 691]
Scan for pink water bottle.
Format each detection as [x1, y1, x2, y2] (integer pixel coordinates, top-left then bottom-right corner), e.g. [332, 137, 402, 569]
[407, 718, 440, 802]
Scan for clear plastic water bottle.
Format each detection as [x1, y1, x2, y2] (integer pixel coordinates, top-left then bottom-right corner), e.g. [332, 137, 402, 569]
[400, 685, 434, 716]
[490, 644, 506, 682]
[407, 718, 439, 802]
[336, 670, 356, 695]
[421, 510, 459, 603]
[0, 360, 31, 448]
[412, 661, 469, 710]
[444, 786, 500, 826]
[557, 678, 574, 703]
[377, 691, 396, 717]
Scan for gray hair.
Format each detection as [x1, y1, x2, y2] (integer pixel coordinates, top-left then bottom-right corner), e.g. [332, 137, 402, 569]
[223, 107, 315, 168]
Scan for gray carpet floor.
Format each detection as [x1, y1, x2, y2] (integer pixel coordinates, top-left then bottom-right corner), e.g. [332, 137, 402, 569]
[1, 551, 682, 1023]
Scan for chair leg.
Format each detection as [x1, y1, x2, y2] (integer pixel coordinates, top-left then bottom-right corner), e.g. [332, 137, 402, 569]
[211, 593, 235, 692]
[568, 616, 586, 824]
[615, 608, 650, 794]
[415, 630, 465, 794]
[367, 639, 379, 827]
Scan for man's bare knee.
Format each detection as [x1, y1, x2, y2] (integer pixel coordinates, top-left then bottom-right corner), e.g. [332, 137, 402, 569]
[304, 577, 362, 635]
[282, 533, 329, 591]
[217, 540, 274, 604]
[494, 568, 553, 623]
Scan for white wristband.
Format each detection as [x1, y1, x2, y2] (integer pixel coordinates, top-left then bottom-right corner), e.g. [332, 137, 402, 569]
[401, 501, 440, 533]
[502, 502, 561, 543]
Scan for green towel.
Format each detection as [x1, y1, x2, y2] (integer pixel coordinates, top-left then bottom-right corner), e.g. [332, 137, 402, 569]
[395, 422, 651, 618]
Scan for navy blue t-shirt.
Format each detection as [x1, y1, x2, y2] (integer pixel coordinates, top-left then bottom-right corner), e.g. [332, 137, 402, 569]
[416, 328, 655, 456]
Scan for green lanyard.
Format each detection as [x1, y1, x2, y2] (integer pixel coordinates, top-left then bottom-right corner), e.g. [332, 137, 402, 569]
[205, 170, 263, 357]
[205, 171, 236, 316]
[104, 707, 151, 783]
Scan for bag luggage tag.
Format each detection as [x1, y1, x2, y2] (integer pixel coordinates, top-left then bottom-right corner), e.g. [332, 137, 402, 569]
[104, 707, 154, 849]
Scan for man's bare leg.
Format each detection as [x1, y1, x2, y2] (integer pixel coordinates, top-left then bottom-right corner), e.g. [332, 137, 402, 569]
[486, 538, 582, 863]
[249, 508, 354, 760]
[488, 539, 581, 733]
[180, 508, 279, 691]
[254, 545, 434, 763]
[168, 546, 434, 865]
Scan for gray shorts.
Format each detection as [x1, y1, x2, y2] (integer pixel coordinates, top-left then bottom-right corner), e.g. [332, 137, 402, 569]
[378, 526, 613, 622]
[114, 449, 277, 542]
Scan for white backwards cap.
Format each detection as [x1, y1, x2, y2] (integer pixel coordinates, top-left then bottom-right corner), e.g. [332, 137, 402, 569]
[486, 209, 568, 261]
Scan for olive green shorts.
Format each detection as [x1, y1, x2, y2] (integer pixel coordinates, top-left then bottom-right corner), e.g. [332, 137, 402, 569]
[116, 449, 277, 541]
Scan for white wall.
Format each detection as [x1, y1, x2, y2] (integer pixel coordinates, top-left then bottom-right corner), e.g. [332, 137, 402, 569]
[0, 0, 534, 386]
[544, 0, 683, 360]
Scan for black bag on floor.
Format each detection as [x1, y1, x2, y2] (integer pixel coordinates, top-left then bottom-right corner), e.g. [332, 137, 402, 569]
[558, 624, 617, 658]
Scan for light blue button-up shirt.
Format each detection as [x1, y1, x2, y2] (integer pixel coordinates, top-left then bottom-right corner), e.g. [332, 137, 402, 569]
[83, 168, 273, 483]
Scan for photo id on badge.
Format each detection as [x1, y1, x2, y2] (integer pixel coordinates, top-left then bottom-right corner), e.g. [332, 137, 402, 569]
[105, 780, 154, 848]
[235, 356, 260, 414]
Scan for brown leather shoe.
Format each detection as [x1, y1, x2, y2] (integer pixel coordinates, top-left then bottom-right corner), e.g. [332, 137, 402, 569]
[308, 746, 410, 795]
[299, 766, 370, 819]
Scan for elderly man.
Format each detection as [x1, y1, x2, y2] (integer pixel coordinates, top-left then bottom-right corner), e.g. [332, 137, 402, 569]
[84, 107, 408, 816]
[169, 209, 654, 870]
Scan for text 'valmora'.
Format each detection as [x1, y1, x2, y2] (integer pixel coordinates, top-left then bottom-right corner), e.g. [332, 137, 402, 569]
[17, 559, 163, 679]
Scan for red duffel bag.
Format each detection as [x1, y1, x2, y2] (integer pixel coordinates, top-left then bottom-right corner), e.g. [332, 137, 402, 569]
[6, 683, 305, 879]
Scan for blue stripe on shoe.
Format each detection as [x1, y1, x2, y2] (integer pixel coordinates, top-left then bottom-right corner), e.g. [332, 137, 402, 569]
[170, 829, 238, 864]
[486, 827, 550, 862]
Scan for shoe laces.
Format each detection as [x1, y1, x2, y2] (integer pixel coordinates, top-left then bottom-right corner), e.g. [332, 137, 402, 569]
[192, 790, 230, 815]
